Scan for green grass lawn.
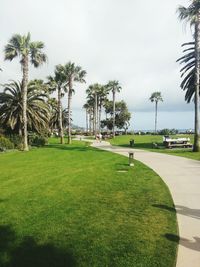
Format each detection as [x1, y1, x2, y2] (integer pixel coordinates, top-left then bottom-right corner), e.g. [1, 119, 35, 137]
[110, 135, 200, 161]
[0, 139, 178, 267]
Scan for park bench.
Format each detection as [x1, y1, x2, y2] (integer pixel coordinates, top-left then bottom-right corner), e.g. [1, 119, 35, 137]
[163, 136, 192, 149]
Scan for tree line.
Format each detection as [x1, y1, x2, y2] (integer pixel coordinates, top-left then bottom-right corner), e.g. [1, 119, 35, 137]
[0, 33, 131, 151]
[83, 81, 131, 138]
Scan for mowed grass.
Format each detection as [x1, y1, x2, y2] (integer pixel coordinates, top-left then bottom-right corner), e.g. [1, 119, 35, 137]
[110, 135, 200, 161]
[0, 140, 178, 267]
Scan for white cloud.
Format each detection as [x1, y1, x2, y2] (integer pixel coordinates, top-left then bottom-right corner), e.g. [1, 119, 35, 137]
[0, 0, 195, 128]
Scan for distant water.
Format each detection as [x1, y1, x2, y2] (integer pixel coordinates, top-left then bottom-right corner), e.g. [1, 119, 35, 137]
[133, 129, 193, 133]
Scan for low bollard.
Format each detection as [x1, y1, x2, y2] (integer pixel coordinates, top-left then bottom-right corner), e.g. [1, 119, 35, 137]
[129, 152, 134, 166]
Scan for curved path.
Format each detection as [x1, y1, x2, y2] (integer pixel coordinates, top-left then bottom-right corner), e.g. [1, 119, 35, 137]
[92, 141, 200, 267]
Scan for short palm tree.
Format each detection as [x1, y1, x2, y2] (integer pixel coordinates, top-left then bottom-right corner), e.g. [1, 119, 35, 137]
[0, 81, 49, 135]
[149, 92, 163, 133]
[47, 65, 66, 144]
[106, 80, 122, 138]
[4, 33, 47, 150]
[59, 62, 86, 144]
[178, 0, 200, 151]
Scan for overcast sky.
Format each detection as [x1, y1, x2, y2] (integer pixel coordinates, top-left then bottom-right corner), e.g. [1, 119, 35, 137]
[0, 0, 195, 130]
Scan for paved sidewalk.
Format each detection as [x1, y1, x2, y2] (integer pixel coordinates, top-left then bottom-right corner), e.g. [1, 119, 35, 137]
[92, 141, 200, 267]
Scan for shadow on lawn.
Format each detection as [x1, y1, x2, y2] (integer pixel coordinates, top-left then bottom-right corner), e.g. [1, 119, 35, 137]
[153, 204, 200, 220]
[0, 225, 76, 267]
[165, 233, 200, 252]
[45, 144, 106, 153]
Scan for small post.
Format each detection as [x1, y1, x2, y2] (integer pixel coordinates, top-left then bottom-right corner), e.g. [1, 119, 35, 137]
[129, 152, 134, 166]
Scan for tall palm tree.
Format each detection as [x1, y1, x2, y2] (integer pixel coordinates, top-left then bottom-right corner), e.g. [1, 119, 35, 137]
[83, 103, 89, 133]
[47, 65, 66, 144]
[106, 80, 122, 138]
[86, 84, 102, 136]
[178, 0, 200, 151]
[4, 33, 47, 150]
[98, 85, 109, 132]
[59, 62, 86, 144]
[149, 92, 163, 133]
[0, 80, 49, 135]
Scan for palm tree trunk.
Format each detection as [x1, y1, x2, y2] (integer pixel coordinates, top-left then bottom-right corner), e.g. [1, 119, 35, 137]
[67, 78, 72, 144]
[94, 93, 97, 136]
[21, 56, 29, 151]
[194, 13, 200, 152]
[86, 108, 88, 133]
[58, 87, 64, 144]
[89, 110, 92, 135]
[99, 103, 102, 132]
[113, 90, 116, 138]
[155, 101, 158, 134]
[92, 110, 95, 135]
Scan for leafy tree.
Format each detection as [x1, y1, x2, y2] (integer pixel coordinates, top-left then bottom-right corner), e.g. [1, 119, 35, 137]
[58, 62, 86, 144]
[149, 92, 163, 133]
[0, 81, 49, 136]
[106, 80, 122, 138]
[178, 0, 200, 151]
[4, 33, 47, 150]
[101, 100, 131, 133]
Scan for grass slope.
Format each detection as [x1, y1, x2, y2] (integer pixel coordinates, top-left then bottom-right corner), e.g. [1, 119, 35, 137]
[0, 140, 178, 267]
[110, 135, 200, 161]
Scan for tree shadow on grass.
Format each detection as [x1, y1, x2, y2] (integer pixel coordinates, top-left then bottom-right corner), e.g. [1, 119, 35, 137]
[165, 233, 200, 252]
[44, 144, 88, 152]
[152, 204, 176, 213]
[0, 225, 76, 267]
[153, 204, 200, 220]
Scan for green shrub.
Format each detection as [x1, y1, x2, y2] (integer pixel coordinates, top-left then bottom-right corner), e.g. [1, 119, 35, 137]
[8, 134, 23, 148]
[0, 136, 14, 151]
[31, 135, 48, 147]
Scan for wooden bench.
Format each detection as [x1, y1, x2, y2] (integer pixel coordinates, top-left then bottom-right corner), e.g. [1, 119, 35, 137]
[165, 142, 193, 149]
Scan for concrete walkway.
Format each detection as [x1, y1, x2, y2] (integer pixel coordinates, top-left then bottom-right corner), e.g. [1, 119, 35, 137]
[92, 141, 200, 267]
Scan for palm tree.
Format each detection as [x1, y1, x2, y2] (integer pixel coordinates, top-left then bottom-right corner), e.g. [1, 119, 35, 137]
[83, 103, 89, 133]
[98, 85, 109, 132]
[149, 92, 163, 133]
[178, 1, 200, 151]
[0, 81, 49, 135]
[4, 33, 47, 150]
[59, 62, 86, 144]
[47, 65, 66, 144]
[106, 80, 122, 138]
[49, 106, 68, 133]
[177, 42, 196, 103]
[86, 84, 102, 136]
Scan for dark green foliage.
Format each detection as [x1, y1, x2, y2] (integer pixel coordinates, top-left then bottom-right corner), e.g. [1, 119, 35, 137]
[102, 100, 131, 131]
[177, 42, 196, 102]
[0, 136, 14, 151]
[28, 133, 48, 147]
[158, 129, 179, 135]
[0, 80, 50, 135]
[7, 134, 23, 148]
